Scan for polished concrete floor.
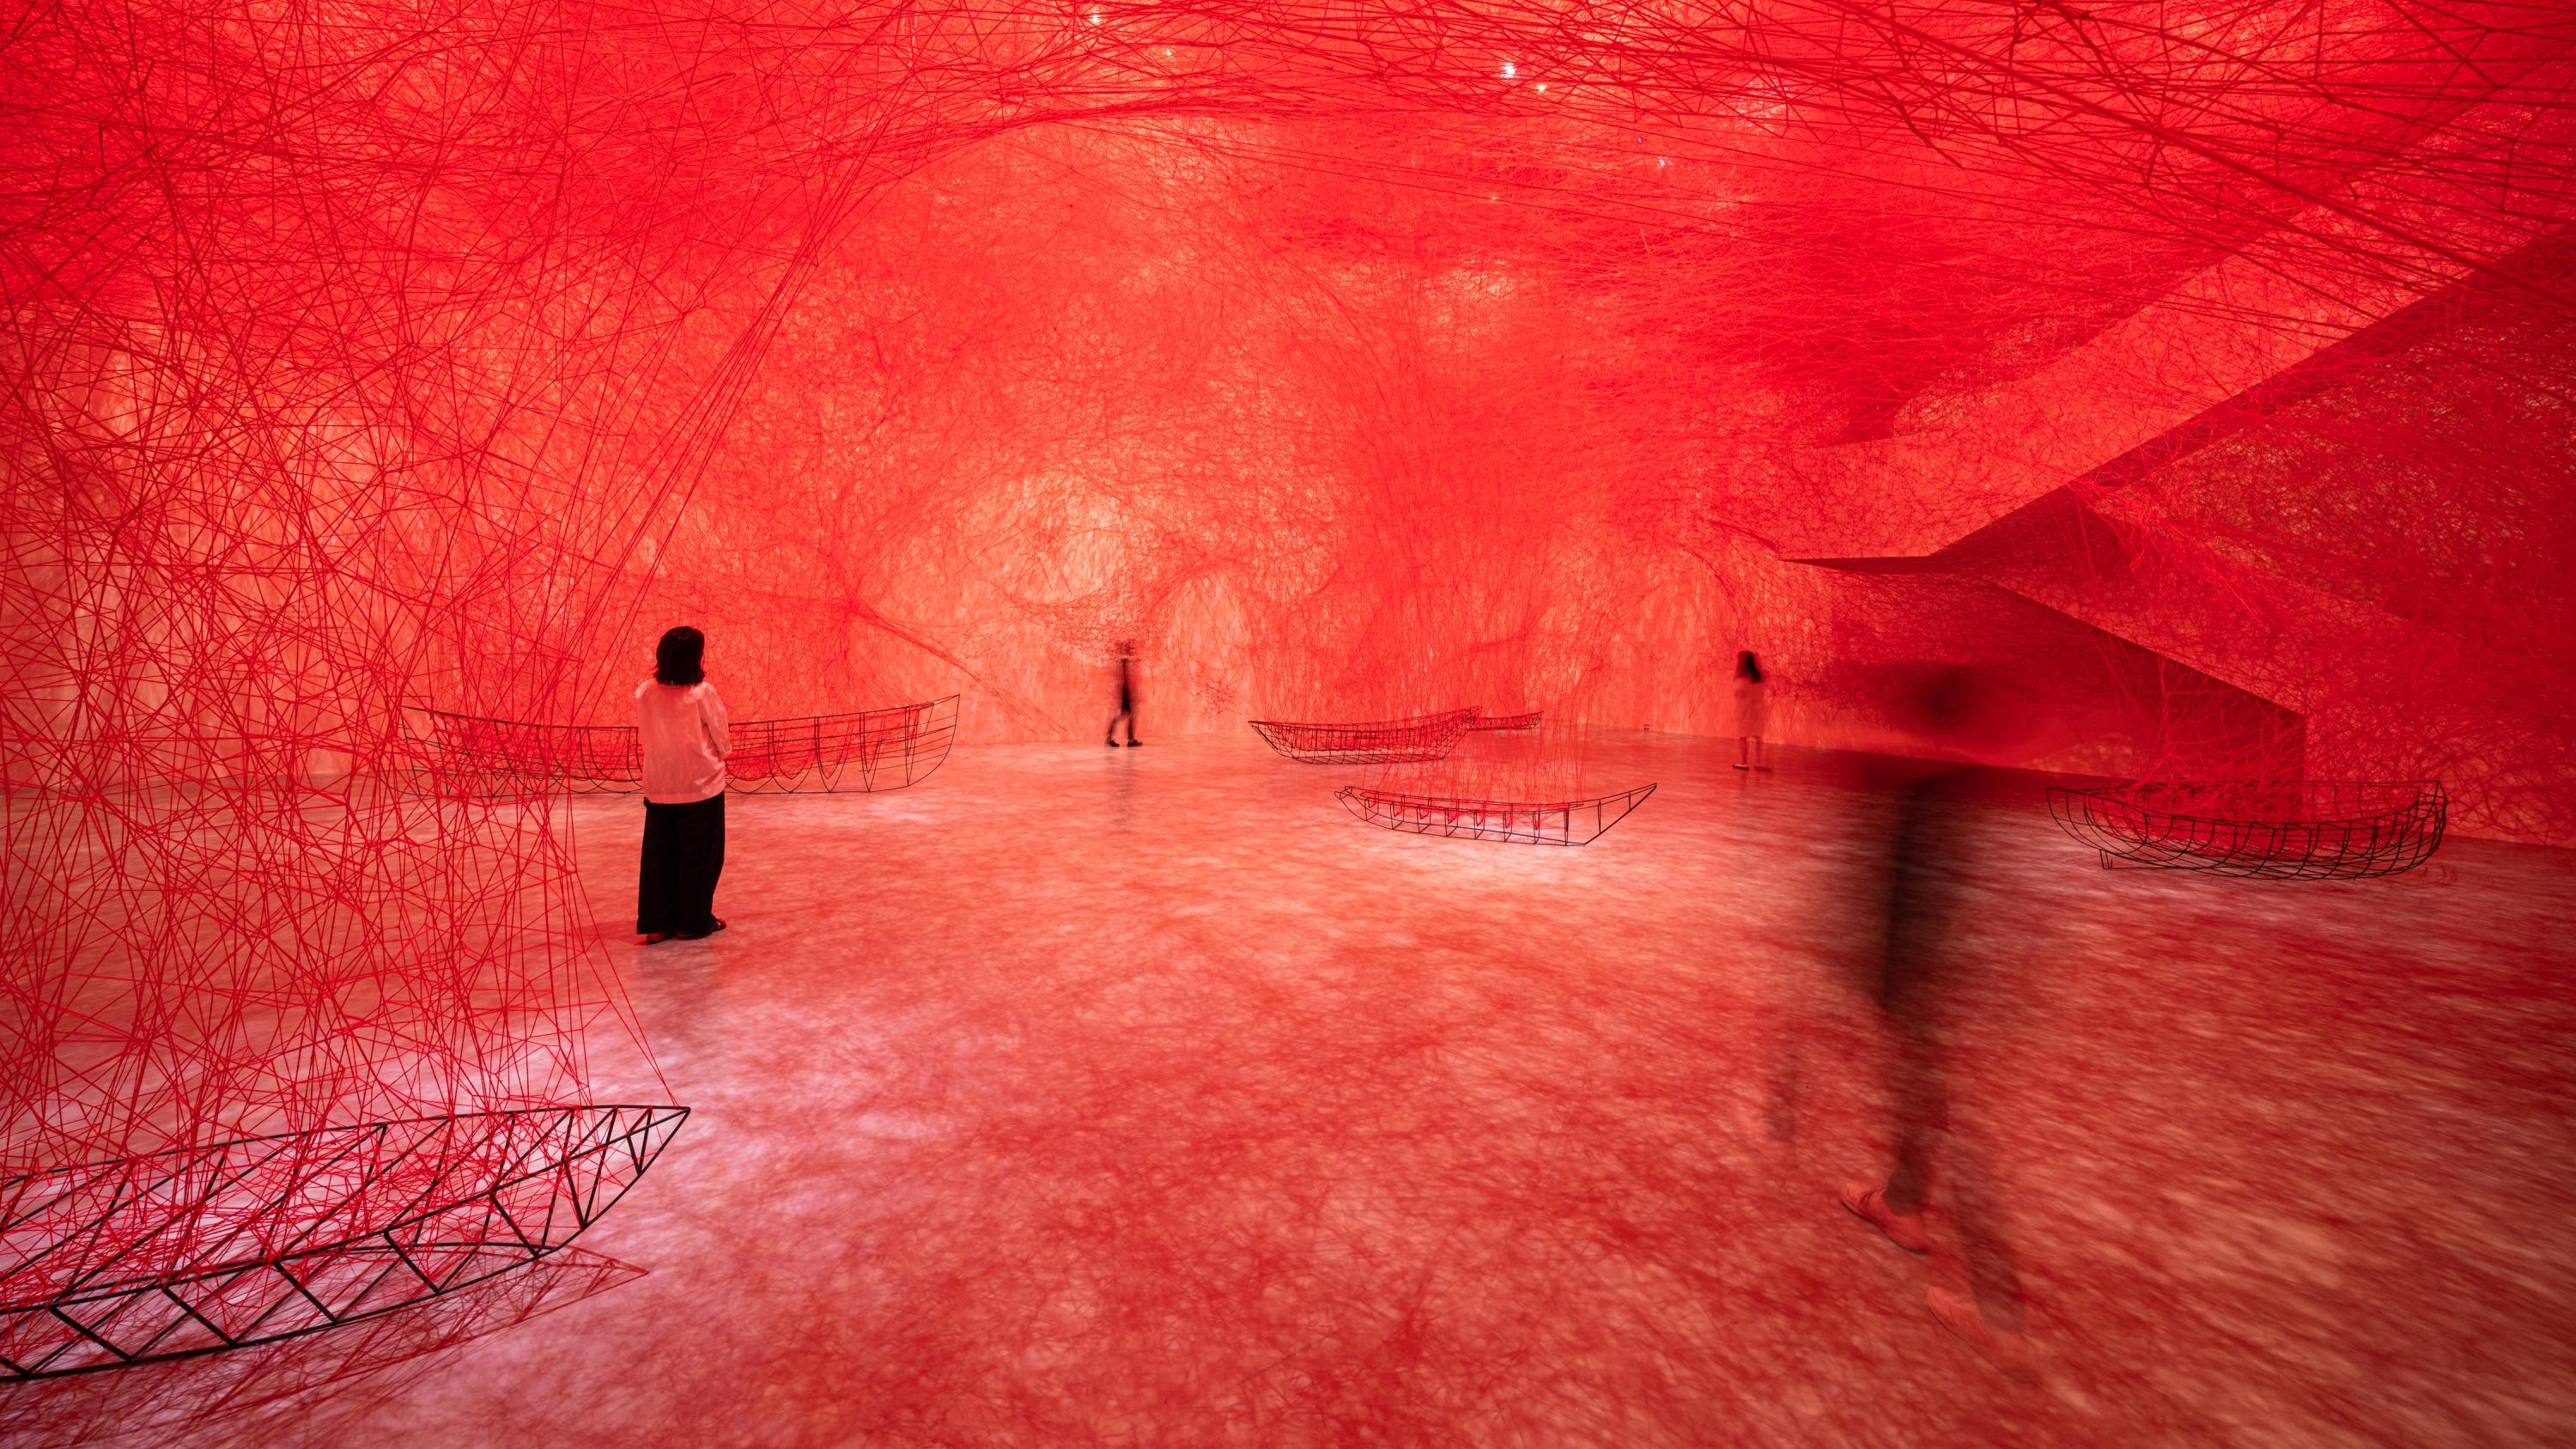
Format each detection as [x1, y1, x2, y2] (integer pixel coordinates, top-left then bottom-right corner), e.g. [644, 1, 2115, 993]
[27, 729, 2576, 1446]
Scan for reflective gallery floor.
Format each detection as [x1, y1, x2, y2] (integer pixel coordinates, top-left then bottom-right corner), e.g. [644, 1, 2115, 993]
[31, 730, 2576, 1447]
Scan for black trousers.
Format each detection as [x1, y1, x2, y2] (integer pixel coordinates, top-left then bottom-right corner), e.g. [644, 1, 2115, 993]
[637, 793, 725, 935]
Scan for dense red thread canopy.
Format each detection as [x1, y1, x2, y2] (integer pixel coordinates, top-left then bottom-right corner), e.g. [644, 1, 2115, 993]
[2, 0, 2572, 1246]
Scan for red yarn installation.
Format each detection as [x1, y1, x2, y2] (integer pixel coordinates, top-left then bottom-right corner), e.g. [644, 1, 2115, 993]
[3, 0, 2573, 1387]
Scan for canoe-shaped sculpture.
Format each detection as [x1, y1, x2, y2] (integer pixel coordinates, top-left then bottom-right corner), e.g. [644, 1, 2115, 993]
[1248, 709, 1475, 764]
[406, 711, 641, 790]
[1337, 783, 1656, 846]
[0, 1249, 644, 1449]
[1466, 710, 1542, 733]
[403, 696, 957, 795]
[723, 698, 958, 793]
[0, 1105, 687, 1379]
[2045, 779, 2445, 880]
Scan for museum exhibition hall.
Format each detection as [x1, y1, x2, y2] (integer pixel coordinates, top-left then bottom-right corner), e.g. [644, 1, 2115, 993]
[3, 1, 2573, 1444]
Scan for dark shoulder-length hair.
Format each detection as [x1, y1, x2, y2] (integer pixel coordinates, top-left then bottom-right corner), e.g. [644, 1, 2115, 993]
[1735, 650, 1763, 684]
[654, 626, 706, 686]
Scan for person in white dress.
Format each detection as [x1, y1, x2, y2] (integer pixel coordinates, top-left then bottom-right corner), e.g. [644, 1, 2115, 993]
[1732, 650, 1770, 770]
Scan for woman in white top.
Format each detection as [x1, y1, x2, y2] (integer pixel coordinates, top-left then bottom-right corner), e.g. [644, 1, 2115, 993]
[635, 626, 731, 943]
[1733, 650, 1771, 770]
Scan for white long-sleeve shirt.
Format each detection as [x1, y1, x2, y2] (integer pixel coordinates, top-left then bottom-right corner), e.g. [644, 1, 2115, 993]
[635, 679, 729, 803]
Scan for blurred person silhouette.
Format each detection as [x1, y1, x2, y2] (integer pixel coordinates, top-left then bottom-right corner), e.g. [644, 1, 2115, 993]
[1837, 665, 2031, 1378]
[1105, 640, 1141, 748]
[1733, 651, 1770, 770]
[635, 626, 729, 944]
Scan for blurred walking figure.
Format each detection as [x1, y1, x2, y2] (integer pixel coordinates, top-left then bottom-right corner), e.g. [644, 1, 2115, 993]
[1732, 651, 1770, 770]
[635, 626, 729, 944]
[1838, 667, 2030, 1378]
[1105, 640, 1141, 747]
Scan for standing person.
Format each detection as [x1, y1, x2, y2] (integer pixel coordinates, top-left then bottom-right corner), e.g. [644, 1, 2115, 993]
[1838, 667, 2029, 1378]
[635, 626, 729, 943]
[1105, 640, 1141, 748]
[1733, 650, 1771, 770]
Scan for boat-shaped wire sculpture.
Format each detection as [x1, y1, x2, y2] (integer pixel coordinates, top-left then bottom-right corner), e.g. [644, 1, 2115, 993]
[1247, 709, 1476, 764]
[1465, 709, 1542, 732]
[2045, 780, 2445, 880]
[0, 1248, 646, 1449]
[0, 1105, 688, 1379]
[402, 696, 957, 795]
[1337, 783, 1657, 845]
[725, 700, 957, 793]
